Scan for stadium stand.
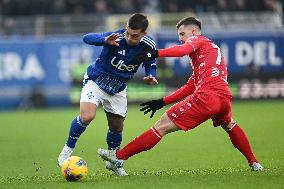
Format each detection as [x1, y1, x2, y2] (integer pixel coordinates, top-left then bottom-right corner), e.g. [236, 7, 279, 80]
[0, 0, 283, 36]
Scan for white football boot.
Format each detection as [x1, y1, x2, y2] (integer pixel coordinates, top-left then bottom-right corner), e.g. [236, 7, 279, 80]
[105, 161, 128, 176]
[58, 144, 73, 166]
[98, 149, 125, 169]
[250, 162, 264, 171]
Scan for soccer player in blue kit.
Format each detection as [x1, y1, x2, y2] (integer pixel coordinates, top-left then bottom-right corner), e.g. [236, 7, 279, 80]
[58, 13, 158, 176]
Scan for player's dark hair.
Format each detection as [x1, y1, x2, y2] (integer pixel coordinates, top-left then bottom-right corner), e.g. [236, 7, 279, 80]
[128, 13, 149, 32]
[176, 17, 201, 30]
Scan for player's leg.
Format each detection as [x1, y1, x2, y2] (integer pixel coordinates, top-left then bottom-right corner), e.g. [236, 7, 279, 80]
[212, 96, 263, 171]
[98, 93, 211, 160]
[222, 120, 263, 171]
[104, 112, 128, 176]
[98, 94, 210, 168]
[58, 102, 97, 166]
[98, 113, 180, 162]
[100, 89, 129, 176]
[115, 112, 180, 160]
[103, 87, 127, 151]
[105, 111, 125, 150]
[67, 102, 97, 147]
[58, 75, 100, 166]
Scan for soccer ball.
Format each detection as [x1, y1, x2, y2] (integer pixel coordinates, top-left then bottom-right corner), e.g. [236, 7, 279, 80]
[60, 156, 88, 182]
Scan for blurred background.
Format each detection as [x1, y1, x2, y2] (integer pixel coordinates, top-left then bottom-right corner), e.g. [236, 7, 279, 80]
[0, 0, 283, 110]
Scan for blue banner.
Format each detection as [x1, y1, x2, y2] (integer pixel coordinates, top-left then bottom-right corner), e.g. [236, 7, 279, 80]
[0, 37, 101, 109]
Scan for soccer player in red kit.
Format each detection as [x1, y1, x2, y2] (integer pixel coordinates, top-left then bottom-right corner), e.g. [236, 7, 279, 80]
[98, 17, 263, 172]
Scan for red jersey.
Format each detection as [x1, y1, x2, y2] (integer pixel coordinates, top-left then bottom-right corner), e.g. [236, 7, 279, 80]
[158, 35, 232, 105]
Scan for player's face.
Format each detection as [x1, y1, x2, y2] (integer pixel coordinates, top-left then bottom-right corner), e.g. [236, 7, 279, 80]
[125, 26, 146, 46]
[177, 25, 197, 44]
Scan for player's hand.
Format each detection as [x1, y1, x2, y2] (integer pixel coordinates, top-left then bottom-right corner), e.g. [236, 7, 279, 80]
[105, 33, 120, 46]
[143, 75, 158, 85]
[134, 49, 158, 63]
[140, 99, 165, 118]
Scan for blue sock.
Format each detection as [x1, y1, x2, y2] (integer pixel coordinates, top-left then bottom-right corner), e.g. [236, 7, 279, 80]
[66, 116, 88, 148]
[106, 129, 122, 150]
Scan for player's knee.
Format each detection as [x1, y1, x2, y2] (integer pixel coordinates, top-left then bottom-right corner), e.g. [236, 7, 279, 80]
[222, 119, 236, 132]
[80, 112, 96, 124]
[153, 120, 166, 137]
[153, 114, 175, 137]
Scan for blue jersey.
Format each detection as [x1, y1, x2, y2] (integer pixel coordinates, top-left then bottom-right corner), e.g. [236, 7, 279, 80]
[83, 29, 157, 95]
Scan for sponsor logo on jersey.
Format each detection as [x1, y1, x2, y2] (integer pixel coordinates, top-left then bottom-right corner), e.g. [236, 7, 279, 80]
[111, 57, 139, 71]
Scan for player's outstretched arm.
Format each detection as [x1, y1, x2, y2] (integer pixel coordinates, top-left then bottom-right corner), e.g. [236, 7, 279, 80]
[82, 31, 118, 46]
[134, 43, 194, 63]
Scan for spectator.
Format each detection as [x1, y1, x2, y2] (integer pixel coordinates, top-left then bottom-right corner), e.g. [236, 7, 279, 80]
[262, 0, 280, 11]
[140, 0, 160, 14]
[231, 0, 249, 11]
[112, 0, 136, 14]
[51, 0, 67, 14]
[93, 0, 109, 14]
[0, 0, 282, 16]
[214, 0, 229, 12]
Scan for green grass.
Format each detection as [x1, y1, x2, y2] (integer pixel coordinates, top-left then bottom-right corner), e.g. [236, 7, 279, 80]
[1, 101, 284, 189]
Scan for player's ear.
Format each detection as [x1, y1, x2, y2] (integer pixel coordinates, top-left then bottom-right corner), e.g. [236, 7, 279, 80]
[192, 27, 197, 36]
[192, 26, 200, 36]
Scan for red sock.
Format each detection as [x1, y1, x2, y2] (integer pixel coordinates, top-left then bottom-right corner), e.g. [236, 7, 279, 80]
[228, 124, 258, 164]
[116, 127, 162, 160]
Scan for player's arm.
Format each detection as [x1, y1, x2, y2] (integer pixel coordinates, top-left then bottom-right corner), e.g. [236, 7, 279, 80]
[140, 36, 159, 85]
[134, 42, 195, 63]
[140, 75, 195, 118]
[162, 75, 195, 104]
[143, 60, 158, 85]
[83, 31, 120, 46]
[158, 42, 194, 57]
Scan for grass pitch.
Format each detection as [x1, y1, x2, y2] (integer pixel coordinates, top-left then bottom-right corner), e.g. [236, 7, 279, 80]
[0, 101, 284, 189]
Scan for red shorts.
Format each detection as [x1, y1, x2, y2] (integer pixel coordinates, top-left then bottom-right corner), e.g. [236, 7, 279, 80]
[166, 92, 232, 131]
